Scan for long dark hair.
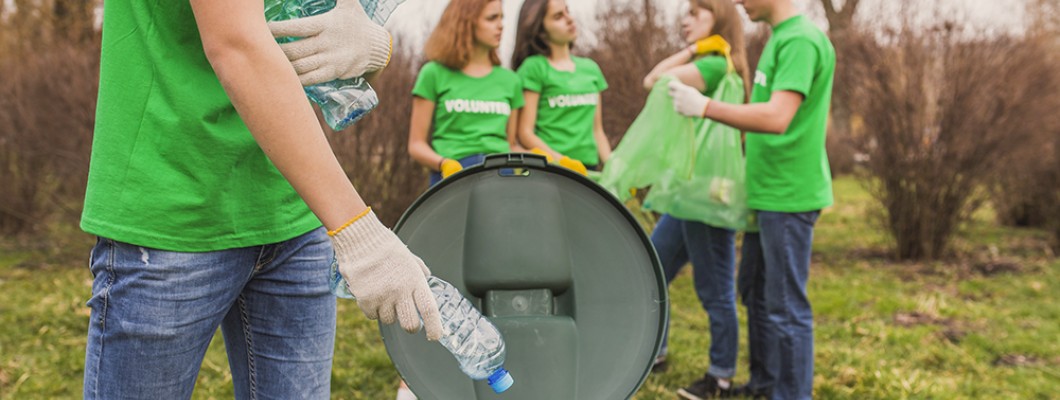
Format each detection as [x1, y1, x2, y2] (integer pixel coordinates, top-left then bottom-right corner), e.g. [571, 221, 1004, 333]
[511, 0, 561, 70]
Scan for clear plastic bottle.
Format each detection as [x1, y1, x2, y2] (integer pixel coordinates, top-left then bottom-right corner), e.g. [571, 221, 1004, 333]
[264, 0, 403, 131]
[331, 266, 514, 393]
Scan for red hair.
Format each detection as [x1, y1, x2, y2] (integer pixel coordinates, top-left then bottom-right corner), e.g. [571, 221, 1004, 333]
[425, 0, 502, 69]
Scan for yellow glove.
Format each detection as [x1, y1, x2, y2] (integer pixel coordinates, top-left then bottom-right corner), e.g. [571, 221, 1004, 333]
[529, 147, 555, 163]
[692, 34, 731, 56]
[440, 159, 462, 178]
[558, 156, 588, 176]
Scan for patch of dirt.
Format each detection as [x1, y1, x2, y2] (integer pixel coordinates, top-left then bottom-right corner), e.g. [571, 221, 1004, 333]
[893, 312, 972, 344]
[893, 312, 948, 327]
[992, 354, 1044, 367]
[971, 260, 1023, 276]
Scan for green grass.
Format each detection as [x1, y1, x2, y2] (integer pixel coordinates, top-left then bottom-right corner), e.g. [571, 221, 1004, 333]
[2, 177, 1057, 399]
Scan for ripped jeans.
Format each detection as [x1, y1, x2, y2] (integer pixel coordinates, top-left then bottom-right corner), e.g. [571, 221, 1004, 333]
[82, 228, 336, 399]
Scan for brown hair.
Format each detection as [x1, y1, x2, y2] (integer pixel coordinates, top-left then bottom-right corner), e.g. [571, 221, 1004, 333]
[693, 0, 751, 98]
[511, 0, 556, 70]
[424, 0, 502, 69]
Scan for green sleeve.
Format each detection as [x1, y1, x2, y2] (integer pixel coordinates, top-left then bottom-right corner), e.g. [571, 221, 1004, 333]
[692, 56, 728, 95]
[411, 62, 440, 101]
[771, 39, 816, 97]
[511, 73, 525, 109]
[517, 56, 544, 93]
[591, 59, 608, 92]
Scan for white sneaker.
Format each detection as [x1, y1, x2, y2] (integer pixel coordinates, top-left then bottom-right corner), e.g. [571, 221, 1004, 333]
[395, 387, 417, 400]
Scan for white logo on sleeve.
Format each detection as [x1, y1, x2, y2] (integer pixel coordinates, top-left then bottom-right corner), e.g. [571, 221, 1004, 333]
[444, 99, 512, 116]
[754, 71, 768, 87]
[547, 93, 598, 108]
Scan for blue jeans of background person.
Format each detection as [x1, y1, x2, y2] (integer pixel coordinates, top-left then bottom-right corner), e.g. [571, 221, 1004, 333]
[651, 214, 738, 378]
[428, 154, 487, 186]
[737, 210, 820, 400]
[83, 227, 336, 400]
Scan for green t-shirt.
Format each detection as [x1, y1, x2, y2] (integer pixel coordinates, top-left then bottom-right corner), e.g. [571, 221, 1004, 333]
[412, 61, 524, 160]
[745, 16, 836, 212]
[80, 0, 320, 252]
[692, 55, 728, 97]
[517, 55, 608, 166]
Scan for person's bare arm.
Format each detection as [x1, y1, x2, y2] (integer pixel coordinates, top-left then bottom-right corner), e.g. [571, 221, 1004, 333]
[643, 46, 695, 89]
[704, 91, 803, 134]
[516, 90, 562, 159]
[191, 0, 365, 228]
[507, 109, 526, 152]
[408, 97, 446, 170]
[592, 96, 611, 164]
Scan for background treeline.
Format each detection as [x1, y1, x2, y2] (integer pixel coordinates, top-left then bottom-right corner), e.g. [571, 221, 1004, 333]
[1, 0, 1057, 260]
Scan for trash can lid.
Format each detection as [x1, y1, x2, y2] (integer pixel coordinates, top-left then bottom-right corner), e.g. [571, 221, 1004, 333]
[380, 153, 667, 399]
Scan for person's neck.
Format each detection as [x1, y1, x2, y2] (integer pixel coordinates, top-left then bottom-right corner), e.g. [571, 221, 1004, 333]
[547, 42, 572, 62]
[463, 46, 494, 76]
[768, 1, 798, 27]
[469, 46, 493, 67]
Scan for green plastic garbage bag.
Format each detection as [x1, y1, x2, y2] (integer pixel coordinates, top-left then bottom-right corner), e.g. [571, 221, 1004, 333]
[598, 73, 754, 231]
[597, 75, 696, 203]
[646, 72, 753, 231]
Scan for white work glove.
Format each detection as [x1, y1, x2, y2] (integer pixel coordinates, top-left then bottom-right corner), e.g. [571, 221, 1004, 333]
[330, 209, 443, 341]
[667, 79, 711, 118]
[268, 0, 393, 86]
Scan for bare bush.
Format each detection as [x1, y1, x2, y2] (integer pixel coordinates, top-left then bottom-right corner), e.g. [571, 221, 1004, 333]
[843, 28, 1059, 260]
[583, 2, 681, 146]
[0, 43, 98, 235]
[328, 51, 429, 227]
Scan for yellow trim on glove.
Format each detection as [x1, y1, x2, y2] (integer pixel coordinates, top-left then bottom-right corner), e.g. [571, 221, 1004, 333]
[328, 207, 373, 236]
[384, 33, 393, 69]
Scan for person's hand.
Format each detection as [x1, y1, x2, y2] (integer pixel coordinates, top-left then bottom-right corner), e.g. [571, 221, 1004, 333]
[330, 209, 443, 341]
[440, 159, 463, 179]
[558, 156, 588, 176]
[691, 34, 731, 56]
[529, 148, 587, 176]
[643, 75, 656, 91]
[268, 0, 392, 86]
[528, 147, 557, 163]
[668, 79, 711, 118]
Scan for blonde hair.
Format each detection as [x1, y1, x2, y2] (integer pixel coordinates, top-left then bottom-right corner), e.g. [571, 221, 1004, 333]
[693, 0, 751, 98]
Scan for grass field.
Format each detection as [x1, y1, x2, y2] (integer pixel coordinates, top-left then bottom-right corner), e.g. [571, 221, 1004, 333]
[1, 177, 1057, 399]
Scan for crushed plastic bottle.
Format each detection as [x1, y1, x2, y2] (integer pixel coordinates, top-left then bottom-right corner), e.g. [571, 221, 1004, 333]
[331, 265, 514, 393]
[263, 0, 405, 130]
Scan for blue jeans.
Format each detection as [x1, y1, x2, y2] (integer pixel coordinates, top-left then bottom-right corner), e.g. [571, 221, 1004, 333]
[652, 214, 738, 378]
[737, 210, 820, 400]
[83, 227, 337, 399]
[428, 154, 487, 186]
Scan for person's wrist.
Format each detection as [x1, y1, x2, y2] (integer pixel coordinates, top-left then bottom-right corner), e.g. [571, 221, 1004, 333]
[437, 157, 447, 171]
[701, 97, 712, 118]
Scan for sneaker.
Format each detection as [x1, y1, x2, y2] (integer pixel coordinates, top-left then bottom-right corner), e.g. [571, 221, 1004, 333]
[729, 383, 770, 399]
[651, 355, 669, 373]
[676, 373, 734, 399]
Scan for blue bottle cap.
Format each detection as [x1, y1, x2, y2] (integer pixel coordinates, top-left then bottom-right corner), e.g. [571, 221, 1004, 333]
[487, 367, 514, 393]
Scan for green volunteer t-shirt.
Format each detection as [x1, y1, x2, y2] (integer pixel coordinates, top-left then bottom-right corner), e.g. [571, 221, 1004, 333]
[412, 61, 524, 160]
[745, 16, 836, 212]
[692, 55, 728, 97]
[80, 0, 321, 252]
[517, 55, 608, 166]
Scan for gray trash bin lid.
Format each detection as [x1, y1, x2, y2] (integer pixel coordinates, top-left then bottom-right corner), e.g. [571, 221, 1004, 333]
[380, 153, 667, 399]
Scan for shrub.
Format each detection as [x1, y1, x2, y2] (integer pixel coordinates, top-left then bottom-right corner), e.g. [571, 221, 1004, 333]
[842, 28, 1059, 260]
[0, 43, 98, 235]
